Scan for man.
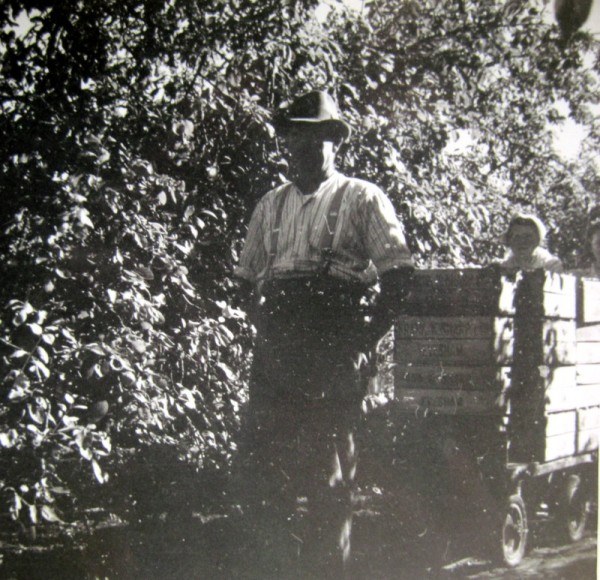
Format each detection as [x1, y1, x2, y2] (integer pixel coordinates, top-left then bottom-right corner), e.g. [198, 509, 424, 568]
[232, 90, 413, 577]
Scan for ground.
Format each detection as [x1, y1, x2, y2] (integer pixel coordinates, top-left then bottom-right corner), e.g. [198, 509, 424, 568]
[0, 484, 596, 579]
[1, 408, 597, 578]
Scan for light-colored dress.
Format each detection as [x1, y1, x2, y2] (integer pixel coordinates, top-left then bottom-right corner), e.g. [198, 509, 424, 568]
[499, 247, 563, 273]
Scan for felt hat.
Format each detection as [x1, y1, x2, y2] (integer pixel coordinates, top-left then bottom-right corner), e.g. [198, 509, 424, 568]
[273, 90, 352, 140]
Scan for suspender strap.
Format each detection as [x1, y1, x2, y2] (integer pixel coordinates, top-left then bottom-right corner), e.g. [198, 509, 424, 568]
[320, 179, 351, 273]
[266, 179, 351, 280]
[320, 180, 350, 250]
[265, 184, 292, 280]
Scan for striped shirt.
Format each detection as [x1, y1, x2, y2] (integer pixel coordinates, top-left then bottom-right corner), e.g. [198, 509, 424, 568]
[234, 172, 412, 285]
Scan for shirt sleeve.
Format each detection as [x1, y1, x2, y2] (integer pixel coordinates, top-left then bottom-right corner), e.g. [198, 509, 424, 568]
[546, 256, 564, 273]
[234, 198, 267, 283]
[358, 185, 413, 273]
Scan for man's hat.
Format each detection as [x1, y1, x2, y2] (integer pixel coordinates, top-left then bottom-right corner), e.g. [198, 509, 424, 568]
[273, 90, 352, 140]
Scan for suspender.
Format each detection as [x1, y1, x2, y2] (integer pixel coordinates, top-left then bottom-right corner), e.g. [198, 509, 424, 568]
[319, 179, 351, 275]
[265, 179, 351, 280]
[265, 183, 293, 281]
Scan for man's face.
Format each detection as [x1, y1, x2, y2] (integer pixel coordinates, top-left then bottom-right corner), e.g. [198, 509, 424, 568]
[507, 224, 540, 256]
[280, 124, 340, 178]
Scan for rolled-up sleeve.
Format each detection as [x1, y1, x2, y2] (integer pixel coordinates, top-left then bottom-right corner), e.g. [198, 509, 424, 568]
[234, 199, 267, 283]
[359, 186, 412, 273]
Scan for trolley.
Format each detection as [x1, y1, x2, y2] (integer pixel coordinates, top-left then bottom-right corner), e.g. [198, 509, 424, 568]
[394, 269, 599, 566]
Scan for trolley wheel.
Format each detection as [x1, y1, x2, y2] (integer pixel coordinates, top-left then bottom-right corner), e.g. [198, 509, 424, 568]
[500, 494, 528, 567]
[559, 473, 589, 542]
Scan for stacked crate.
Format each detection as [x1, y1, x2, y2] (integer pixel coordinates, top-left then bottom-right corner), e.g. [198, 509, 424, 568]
[395, 268, 517, 417]
[574, 278, 600, 455]
[509, 271, 578, 462]
[395, 269, 600, 464]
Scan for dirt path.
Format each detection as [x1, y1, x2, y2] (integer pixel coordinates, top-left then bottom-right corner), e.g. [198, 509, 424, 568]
[0, 506, 596, 579]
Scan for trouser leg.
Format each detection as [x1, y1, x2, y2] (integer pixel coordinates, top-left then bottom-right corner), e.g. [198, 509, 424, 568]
[294, 405, 360, 579]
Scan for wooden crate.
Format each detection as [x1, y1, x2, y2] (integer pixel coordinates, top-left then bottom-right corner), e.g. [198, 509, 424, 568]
[395, 316, 514, 367]
[401, 268, 518, 316]
[576, 321, 600, 368]
[578, 278, 600, 324]
[394, 270, 600, 463]
[395, 388, 509, 416]
[395, 365, 512, 391]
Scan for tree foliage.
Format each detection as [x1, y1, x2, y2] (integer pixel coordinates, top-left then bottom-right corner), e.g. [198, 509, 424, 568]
[1, 0, 599, 528]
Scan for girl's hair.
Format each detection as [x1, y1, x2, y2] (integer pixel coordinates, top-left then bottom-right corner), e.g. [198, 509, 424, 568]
[503, 213, 546, 245]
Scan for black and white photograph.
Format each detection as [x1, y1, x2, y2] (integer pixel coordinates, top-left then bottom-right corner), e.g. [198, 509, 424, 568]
[0, 0, 598, 578]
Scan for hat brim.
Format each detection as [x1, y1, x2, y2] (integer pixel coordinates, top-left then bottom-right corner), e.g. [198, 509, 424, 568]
[273, 118, 352, 140]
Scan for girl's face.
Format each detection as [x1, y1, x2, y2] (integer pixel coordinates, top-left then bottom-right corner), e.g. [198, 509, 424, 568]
[591, 230, 600, 264]
[507, 224, 540, 257]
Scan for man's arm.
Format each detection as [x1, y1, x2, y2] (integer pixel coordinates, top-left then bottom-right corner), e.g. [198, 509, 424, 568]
[233, 277, 255, 313]
[368, 266, 414, 348]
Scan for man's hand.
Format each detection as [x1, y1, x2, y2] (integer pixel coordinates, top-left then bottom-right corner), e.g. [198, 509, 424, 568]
[368, 267, 414, 348]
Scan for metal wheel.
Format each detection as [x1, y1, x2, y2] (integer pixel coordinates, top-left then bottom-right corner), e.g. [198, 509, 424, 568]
[501, 494, 528, 567]
[560, 473, 589, 543]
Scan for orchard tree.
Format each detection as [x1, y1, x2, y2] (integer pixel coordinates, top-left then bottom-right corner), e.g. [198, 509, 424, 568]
[0, 0, 322, 528]
[321, 0, 600, 267]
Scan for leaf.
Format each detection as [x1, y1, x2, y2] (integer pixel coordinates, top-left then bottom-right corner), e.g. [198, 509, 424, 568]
[132, 338, 147, 353]
[31, 360, 50, 379]
[28, 503, 38, 525]
[11, 349, 29, 358]
[107, 289, 118, 303]
[28, 404, 44, 424]
[179, 388, 196, 410]
[84, 344, 106, 356]
[36, 346, 49, 364]
[77, 208, 94, 229]
[215, 362, 236, 382]
[134, 265, 154, 280]
[0, 431, 17, 448]
[92, 459, 106, 483]
[41, 505, 63, 523]
[28, 323, 43, 336]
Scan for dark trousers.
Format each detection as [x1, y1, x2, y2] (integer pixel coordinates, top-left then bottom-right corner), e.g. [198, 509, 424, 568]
[232, 278, 370, 578]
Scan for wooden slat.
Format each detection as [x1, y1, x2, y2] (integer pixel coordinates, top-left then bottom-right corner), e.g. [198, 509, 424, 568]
[396, 388, 508, 415]
[545, 384, 600, 413]
[545, 432, 577, 462]
[515, 319, 576, 366]
[543, 319, 577, 342]
[541, 293, 577, 320]
[395, 365, 512, 391]
[402, 269, 517, 316]
[526, 454, 595, 476]
[576, 365, 600, 385]
[577, 428, 599, 453]
[395, 337, 513, 365]
[394, 316, 514, 339]
[578, 406, 600, 431]
[576, 323, 600, 342]
[578, 278, 600, 324]
[577, 342, 600, 365]
[545, 411, 576, 437]
[534, 365, 577, 392]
